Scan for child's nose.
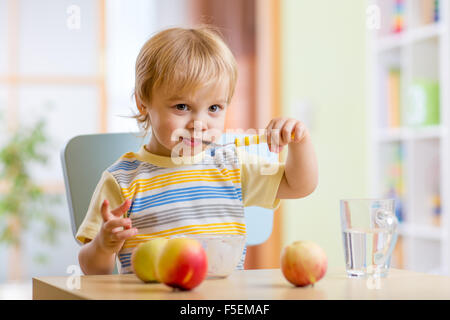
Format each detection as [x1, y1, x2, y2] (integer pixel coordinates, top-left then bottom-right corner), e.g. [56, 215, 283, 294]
[188, 120, 208, 133]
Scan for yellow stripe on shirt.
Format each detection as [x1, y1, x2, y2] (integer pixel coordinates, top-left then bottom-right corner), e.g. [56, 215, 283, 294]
[122, 153, 137, 159]
[122, 177, 241, 198]
[122, 172, 241, 198]
[122, 223, 246, 249]
[123, 230, 246, 249]
[122, 168, 240, 193]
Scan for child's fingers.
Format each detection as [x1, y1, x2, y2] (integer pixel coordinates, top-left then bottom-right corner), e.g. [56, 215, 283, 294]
[100, 199, 110, 222]
[111, 199, 132, 218]
[265, 119, 275, 151]
[281, 119, 298, 144]
[271, 119, 285, 145]
[104, 218, 132, 233]
[112, 228, 138, 241]
[266, 120, 283, 152]
[293, 122, 305, 143]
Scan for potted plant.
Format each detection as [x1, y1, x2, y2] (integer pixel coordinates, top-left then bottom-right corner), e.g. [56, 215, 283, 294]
[0, 119, 65, 281]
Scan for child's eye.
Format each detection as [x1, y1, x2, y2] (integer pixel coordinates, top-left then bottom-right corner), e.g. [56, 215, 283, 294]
[174, 104, 189, 111]
[209, 105, 222, 113]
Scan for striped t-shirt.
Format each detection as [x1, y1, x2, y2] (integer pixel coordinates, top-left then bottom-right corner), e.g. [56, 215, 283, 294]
[76, 144, 285, 274]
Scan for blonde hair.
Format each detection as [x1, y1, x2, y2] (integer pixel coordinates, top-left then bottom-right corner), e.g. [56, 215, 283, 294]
[134, 26, 238, 131]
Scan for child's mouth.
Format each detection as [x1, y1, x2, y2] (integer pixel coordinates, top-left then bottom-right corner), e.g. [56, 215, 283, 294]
[181, 137, 203, 147]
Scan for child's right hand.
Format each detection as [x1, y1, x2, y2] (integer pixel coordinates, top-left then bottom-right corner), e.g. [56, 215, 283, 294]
[95, 199, 138, 254]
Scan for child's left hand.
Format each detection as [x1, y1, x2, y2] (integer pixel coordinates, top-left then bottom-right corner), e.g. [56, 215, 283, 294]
[265, 117, 308, 153]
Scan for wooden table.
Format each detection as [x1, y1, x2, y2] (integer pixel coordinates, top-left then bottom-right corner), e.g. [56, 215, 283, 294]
[32, 268, 450, 300]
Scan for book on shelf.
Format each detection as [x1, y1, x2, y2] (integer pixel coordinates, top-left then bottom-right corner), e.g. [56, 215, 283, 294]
[435, 0, 440, 22]
[404, 78, 440, 127]
[391, 236, 404, 269]
[431, 194, 441, 227]
[387, 68, 401, 128]
[392, 0, 405, 33]
[428, 152, 441, 227]
[421, 0, 439, 24]
[382, 143, 404, 222]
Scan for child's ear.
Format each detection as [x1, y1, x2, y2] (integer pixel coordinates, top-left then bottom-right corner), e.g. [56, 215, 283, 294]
[135, 95, 148, 115]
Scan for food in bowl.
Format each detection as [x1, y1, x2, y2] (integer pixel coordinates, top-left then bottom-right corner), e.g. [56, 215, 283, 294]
[172, 234, 246, 278]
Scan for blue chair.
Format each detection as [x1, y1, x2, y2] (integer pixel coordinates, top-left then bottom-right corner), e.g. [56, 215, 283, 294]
[61, 132, 274, 271]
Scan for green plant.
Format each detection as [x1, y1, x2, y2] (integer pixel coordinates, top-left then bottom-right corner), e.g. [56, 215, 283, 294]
[0, 119, 66, 272]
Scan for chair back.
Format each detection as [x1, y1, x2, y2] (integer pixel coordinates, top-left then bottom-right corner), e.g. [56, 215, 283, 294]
[61, 132, 274, 247]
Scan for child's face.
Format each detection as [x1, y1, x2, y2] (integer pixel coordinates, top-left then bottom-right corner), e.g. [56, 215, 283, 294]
[142, 79, 229, 157]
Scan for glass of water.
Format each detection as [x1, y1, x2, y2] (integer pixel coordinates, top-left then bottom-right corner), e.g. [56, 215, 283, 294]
[340, 199, 398, 278]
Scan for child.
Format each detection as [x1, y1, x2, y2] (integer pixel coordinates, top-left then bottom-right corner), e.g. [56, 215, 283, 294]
[76, 26, 318, 275]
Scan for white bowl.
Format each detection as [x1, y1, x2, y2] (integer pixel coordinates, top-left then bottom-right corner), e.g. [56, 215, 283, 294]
[172, 234, 246, 278]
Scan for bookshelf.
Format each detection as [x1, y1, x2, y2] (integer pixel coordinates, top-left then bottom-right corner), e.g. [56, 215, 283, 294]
[368, 0, 450, 275]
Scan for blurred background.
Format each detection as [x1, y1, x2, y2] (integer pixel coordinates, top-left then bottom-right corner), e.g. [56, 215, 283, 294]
[1, 0, 449, 298]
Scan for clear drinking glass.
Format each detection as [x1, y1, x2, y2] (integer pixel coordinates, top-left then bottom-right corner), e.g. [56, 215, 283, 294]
[340, 199, 398, 278]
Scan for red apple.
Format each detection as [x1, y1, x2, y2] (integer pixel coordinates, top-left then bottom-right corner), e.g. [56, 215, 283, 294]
[157, 238, 208, 290]
[131, 238, 168, 283]
[280, 240, 327, 287]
